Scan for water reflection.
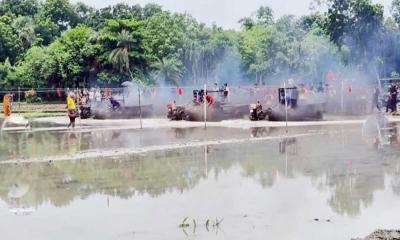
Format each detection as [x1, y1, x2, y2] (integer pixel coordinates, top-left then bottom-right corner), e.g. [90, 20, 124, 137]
[279, 137, 298, 154]
[0, 128, 400, 220]
[1, 127, 279, 161]
[0, 149, 213, 209]
[0, 125, 316, 161]
[250, 127, 271, 138]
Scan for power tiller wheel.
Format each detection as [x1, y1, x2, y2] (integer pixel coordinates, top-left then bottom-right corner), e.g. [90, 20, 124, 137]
[249, 109, 258, 121]
[176, 107, 187, 120]
[167, 110, 173, 120]
[80, 107, 92, 119]
[171, 110, 180, 121]
[169, 107, 186, 121]
[249, 107, 268, 121]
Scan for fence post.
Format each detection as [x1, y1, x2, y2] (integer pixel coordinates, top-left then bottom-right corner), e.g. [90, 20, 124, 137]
[18, 87, 21, 111]
[284, 82, 288, 134]
[138, 86, 143, 129]
[204, 84, 207, 129]
[204, 145, 208, 177]
[341, 80, 344, 114]
[76, 88, 81, 127]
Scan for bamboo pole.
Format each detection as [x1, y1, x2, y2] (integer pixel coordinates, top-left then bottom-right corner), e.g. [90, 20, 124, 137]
[138, 86, 143, 129]
[18, 87, 21, 111]
[204, 84, 207, 129]
[341, 80, 344, 114]
[284, 82, 288, 133]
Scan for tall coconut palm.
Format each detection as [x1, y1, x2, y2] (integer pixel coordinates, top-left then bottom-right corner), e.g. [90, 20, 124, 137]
[109, 30, 135, 77]
[152, 57, 183, 86]
[183, 41, 200, 84]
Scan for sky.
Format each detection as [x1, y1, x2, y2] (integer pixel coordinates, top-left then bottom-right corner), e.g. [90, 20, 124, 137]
[73, 0, 394, 29]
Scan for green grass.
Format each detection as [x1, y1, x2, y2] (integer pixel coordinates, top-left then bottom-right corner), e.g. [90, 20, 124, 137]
[0, 111, 64, 120]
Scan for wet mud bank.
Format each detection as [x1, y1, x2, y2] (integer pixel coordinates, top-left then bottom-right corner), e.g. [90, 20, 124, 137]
[353, 230, 400, 240]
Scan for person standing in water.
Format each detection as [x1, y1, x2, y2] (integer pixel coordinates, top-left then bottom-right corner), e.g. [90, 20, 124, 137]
[2, 94, 12, 118]
[67, 93, 77, 129]
[1, 94, 12, 131]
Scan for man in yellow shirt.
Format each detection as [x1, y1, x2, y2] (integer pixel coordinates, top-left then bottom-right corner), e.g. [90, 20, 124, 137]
[67, 93, 77, 129]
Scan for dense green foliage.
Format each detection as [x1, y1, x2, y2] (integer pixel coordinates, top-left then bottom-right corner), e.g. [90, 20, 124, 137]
[0, 0, 398, 88]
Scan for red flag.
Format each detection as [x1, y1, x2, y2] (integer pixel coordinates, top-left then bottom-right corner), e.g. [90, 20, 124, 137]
[177, 87, 183, 96]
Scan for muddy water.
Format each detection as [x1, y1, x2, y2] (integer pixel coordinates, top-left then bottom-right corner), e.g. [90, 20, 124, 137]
[0, 126, 400, 239]
[0, 126, 328, 161]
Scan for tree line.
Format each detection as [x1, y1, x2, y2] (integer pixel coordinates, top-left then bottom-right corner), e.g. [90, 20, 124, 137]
[0, 0, 399, 88]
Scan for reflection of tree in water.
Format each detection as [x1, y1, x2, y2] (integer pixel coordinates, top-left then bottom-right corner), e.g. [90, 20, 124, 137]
[0, 131, 83, 160]
[240, 143, 291, 188]
[2, 126, 400, 217]
[327, 170, 381, 217]
[297, 133, 390, 217]
[387, 155, 400, 196]
[330, 151, 400, 216]
[0, 148, 236, 208]
[238, 130, 400, 217]
[250, 127, 271, 138]
[0, 127, 226, 161]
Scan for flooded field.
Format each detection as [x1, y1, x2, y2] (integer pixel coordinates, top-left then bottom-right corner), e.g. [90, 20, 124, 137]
[0, 124, 333, 162]
[1, 124, 400, 239]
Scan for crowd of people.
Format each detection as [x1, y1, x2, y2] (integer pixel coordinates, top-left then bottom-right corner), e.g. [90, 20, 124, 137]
[244, 80, 398, 116]
[66, 87, 115, 107]
[3, 81, 400, 130]
[64, 88, 124, 129]
[190, 83, 230, 107]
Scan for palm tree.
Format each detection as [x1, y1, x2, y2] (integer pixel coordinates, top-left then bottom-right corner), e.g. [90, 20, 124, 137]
[183, 41, 200, 84]
[109, 30, 135, 76]
[152, 57, 183, 86]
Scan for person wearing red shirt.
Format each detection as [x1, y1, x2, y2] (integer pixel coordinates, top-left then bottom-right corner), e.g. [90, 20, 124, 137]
[206, 94, 215, 107]
[255, 101, 262, 111]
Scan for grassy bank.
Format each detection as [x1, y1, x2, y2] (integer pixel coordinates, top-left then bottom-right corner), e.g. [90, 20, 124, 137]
[0, 103, 66, 120]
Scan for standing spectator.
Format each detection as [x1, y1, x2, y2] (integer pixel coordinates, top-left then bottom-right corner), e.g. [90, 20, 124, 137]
[88, 88, 95, 104]
[372, 87, 381, 112]
[2, 94, 13, 117]
[206, 93, 215, 107]
[67, 93, 77, 129]
[317, 82, 324, 93]
[223, 83, 230, 102]
[95, 88, 101, 102]
[56, 88, 62, 99]
[387, 84, 398, 113]
[213, 83, 219, 92]
[392, 84, 399, 113]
